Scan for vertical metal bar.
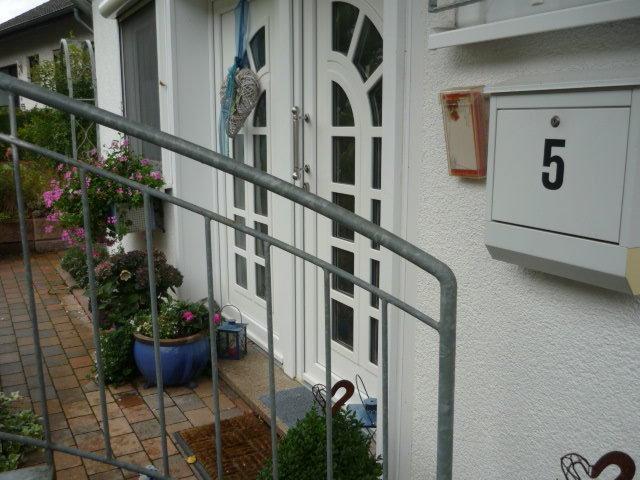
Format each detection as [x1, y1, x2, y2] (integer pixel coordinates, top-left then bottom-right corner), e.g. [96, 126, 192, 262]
[8, 95, 53, 468]
[78, 169, 112, 458]
[84, 39, 100, 151]
[436, 282, 457, 480]
[381, 300, 389, 480]
[323, 269, 332, 480]
[204, 217, 224, 479]
[60, 39, 77, 161]
[143, 193, 169, 476]
[264, 243, 278, 479]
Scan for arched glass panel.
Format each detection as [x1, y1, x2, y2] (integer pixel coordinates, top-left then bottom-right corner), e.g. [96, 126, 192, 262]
[250, 27, 266, 71]
[368, 78, 382, 127]
[353, 16, 383, 80]
[253, 92, 267, 127]
[332, 2, 359, 55]
[332, 81, 354, 126]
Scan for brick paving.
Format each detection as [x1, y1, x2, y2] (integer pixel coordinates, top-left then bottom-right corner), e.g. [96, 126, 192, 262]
[0, 253, 252, 479]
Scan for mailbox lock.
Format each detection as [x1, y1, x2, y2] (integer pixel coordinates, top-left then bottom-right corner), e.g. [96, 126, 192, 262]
[550, 115, 561, 128]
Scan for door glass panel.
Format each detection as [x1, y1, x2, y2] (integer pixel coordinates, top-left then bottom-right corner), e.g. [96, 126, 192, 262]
[332, 82, 354, 126]
[234, 215, 246, 249]
[254, 135, 268, 215]
[369, 317, 379, 365]
[353, 16, 383, 81]
[253, 92, 267, 127]
[332, 193, 355, 241]
[372, 137, 382, 189]
[233, 135, 245, 209]
[332, 2, 359, 55]
[332, 137, 355, 185]
[371, 199, 381, 250]
[332, 300, 354, 350]
[370, 259, 380, 308]
[255, 222, 268, 259]
[250, 27, 266, 71]
[235, 254, 247, 288]
[369, 79, 383, 127]
[256, 263, 266, 300]
[332, 247, 354, 296]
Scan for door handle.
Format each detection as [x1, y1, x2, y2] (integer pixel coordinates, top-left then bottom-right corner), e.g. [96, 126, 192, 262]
[292, 106, 301, 181]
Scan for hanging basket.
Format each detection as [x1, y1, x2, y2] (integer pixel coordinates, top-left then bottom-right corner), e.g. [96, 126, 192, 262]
[220, 67, 261, 138]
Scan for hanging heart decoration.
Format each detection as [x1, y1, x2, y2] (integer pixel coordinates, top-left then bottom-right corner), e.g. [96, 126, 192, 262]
[561, 451, 636, 480]
[220, 67, 261, 138]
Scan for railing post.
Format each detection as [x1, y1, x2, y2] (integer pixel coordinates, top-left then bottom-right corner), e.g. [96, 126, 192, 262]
[381, 300, 389, 480]
[78, 168, 113, 458]
[204, 217, 224, 479]
[264, 243, 279, 479]
[323, 269, 333, 480]
[436, 280, 457, 480]
[8, 94, 54, 468]
[143, 193, 170, 476]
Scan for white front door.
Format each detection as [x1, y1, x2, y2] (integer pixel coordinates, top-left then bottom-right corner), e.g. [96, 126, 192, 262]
[215, 0, 295, 369]
[302, 0, 387, 395]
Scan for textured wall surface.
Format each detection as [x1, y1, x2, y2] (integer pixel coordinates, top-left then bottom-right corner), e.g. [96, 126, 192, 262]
[408, 4, 640, 479]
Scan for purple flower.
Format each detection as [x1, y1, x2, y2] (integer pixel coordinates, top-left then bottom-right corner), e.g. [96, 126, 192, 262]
[150, 171, 162, 181]
[213, 313, 222, 325]
[141, 158, 150, 166]
[182, 311, 195, 322]
[43, 224, 54, 234]
[106, 216, 117, 225]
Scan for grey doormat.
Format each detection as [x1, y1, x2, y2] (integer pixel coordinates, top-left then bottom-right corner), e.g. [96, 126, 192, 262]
[259, 386, 315, 428]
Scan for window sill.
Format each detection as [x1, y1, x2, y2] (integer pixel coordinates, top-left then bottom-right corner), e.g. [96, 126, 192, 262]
[428, 0, 640, 49]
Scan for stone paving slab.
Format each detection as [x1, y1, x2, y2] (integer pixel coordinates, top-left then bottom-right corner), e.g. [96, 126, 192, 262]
[0, 253, 248, 479]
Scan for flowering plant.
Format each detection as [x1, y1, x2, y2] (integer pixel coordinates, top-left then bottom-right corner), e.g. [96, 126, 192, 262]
[134, 298, 216, 340]
[92, 249, 183, 326]
[42, 138, 164, 246]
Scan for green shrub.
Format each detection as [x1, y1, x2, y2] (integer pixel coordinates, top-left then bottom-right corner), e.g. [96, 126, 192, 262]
[0, 162, 56, 220]
[17, 107, 73, 163]
[60, 245, 109, 288]
[257, 408, 382, 480]
[97, 322, 136, 385]
[0, 392, 44, 472]
[93, 250, 183, 326]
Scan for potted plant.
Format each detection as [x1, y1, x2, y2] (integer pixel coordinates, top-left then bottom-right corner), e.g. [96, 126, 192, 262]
[42, 137, 164, 248]
[132, 299, 218, 387]
[257, 407, 382, 480]
[93, 249, 183, 327]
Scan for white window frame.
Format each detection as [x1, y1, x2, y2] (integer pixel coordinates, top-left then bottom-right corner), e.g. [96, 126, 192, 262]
[428, 0, 640, 49]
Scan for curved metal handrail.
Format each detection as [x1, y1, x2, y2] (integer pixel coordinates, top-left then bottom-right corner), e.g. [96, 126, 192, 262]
[0, 72, 456, 480]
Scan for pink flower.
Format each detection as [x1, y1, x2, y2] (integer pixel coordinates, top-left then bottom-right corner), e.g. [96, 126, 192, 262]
[43, 224, 54, 234]
[141, 159, 150, 166]
[122, 138, 130, 147]
[150, 171, 162, 181]
[182, 311, 195, 323]
[56, 164, 64, 172]
[213, 313, 222, 325]
[134, 172, 143, 181]
[116, 187, 124, 195]
[106, 216, 117, 225]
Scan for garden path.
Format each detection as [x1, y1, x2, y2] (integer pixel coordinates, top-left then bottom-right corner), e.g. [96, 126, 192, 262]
[0, 253, 251, 479]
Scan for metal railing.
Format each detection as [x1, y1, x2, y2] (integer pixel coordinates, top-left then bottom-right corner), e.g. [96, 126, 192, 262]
[0, 72, 457, 480]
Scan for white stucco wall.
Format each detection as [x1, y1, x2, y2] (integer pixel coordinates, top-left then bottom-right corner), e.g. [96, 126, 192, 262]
[407, 5, 640, 479]
[0, 16, 91, 109]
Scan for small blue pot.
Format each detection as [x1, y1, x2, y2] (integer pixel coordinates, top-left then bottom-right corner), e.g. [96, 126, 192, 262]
[133, 331, 210, 387]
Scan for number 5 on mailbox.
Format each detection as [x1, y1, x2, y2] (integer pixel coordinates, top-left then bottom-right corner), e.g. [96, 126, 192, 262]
[542, 138, 565, 190]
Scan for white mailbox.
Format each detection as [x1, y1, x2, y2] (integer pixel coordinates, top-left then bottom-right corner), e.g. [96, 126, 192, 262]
[485, 73, 640, 295]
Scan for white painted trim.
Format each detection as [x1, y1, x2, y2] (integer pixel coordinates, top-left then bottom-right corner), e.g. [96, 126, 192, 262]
[428, 0, 640, 49]
[383, 0, 415, 477]
[98, 0, 140, 18]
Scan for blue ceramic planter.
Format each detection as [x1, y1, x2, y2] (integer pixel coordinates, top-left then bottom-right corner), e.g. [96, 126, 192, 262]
[133, 331, 210, 387]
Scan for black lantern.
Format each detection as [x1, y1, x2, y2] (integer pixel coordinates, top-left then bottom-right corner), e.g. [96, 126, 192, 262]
[215, 305, 247, 360]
